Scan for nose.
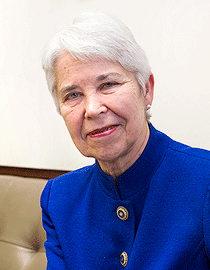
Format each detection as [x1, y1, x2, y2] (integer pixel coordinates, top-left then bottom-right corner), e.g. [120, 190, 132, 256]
[84, 93, 107, 119]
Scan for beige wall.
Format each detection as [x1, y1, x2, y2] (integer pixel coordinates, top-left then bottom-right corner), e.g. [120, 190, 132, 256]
[1, 0, 210, 170]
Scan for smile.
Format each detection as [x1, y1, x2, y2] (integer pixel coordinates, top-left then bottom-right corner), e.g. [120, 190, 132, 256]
[88, 125, 118, 138]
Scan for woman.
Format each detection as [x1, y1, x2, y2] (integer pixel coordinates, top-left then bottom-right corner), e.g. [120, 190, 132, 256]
[41, 11, 210, 269]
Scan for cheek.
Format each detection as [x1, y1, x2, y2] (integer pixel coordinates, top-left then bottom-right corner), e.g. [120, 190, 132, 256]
[61, 104, 81, 128]
[115, 93, 144, 121]
[62, 112, 82, 140]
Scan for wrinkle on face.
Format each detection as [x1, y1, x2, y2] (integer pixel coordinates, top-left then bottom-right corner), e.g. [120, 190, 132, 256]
[55, 52, 152, 178]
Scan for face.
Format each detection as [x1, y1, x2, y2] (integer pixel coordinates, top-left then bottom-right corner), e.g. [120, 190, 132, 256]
[55, 52, 153, 167]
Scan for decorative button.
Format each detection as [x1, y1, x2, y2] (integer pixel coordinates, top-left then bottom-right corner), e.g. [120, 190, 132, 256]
[120, 251, 128, 267]
[117, 206, 129, 221]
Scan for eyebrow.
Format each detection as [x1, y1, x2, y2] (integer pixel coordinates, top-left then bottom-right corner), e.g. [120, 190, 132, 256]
[59, 85, 78, 99]
[59, 72, 122, 98]
[96, 72, 122, 81]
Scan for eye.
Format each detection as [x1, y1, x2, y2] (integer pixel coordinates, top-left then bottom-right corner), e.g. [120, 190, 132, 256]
[70, 92, 79, 99]
[100, 81, 119, 89]
[62, 91, 81, 102]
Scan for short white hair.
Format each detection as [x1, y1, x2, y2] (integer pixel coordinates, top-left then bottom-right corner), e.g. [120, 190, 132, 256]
[42, 11, 152, 120]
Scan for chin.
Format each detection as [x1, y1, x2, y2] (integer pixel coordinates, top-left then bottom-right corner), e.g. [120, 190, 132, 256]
[90, 149, 124, 163]
[77, 142, 127, 161]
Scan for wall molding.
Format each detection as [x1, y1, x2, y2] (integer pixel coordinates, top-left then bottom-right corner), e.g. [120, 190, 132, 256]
[0, 166, 69, 179]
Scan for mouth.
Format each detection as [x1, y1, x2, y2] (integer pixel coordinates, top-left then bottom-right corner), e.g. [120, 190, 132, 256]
[88, 125, 117, 137]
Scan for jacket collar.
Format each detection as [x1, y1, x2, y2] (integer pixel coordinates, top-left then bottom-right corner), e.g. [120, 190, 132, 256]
[95, 123, 169, 200]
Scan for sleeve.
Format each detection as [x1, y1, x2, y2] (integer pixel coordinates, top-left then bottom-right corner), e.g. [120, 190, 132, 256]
[41, 180, 69, 270]
[203, 185, 210, 260]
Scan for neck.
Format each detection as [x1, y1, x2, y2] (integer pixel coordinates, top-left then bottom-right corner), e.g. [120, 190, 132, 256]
[98, 124, 150, 180]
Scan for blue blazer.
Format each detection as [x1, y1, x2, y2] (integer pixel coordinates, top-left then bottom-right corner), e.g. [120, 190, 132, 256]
[41, 124, 210, 269]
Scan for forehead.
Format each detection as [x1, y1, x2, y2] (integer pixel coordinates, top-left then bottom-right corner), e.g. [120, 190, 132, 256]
[55, 52, 133, 83]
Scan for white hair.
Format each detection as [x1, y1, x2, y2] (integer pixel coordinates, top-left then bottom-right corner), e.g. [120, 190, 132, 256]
[42, 11, 152, 120]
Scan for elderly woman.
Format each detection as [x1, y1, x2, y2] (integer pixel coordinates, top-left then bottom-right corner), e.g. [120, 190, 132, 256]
[41, 11, 210, 269]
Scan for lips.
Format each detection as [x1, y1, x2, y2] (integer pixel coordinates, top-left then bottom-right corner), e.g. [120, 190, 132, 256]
[88, 125, 117, 136]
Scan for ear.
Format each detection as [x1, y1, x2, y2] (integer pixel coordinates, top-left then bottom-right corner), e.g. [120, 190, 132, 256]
[144, 72, 154, 110]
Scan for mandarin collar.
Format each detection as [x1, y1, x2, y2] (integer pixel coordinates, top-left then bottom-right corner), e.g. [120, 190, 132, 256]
[95, 123, 169, 200]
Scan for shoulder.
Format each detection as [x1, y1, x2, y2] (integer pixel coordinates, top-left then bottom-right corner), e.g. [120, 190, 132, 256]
[41, 163, 96, 209]
[151, 125, 210, 182]
[150, 124, 210, 170]
[150, 123, 210, 165]
[51, 163, 96, 186]
[160, 136, 210, 183]
[168, 137, 210, 163]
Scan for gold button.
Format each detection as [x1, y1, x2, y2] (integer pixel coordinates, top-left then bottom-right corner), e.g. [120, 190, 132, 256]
[120, 251, 128, 267]
[117, 206, 129, 221]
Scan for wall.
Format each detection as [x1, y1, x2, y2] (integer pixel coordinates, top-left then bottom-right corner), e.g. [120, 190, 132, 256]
[1, 0, 210, 170]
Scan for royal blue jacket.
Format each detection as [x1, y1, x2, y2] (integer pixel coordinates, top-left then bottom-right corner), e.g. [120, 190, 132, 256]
[41, 124, 210, 269]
